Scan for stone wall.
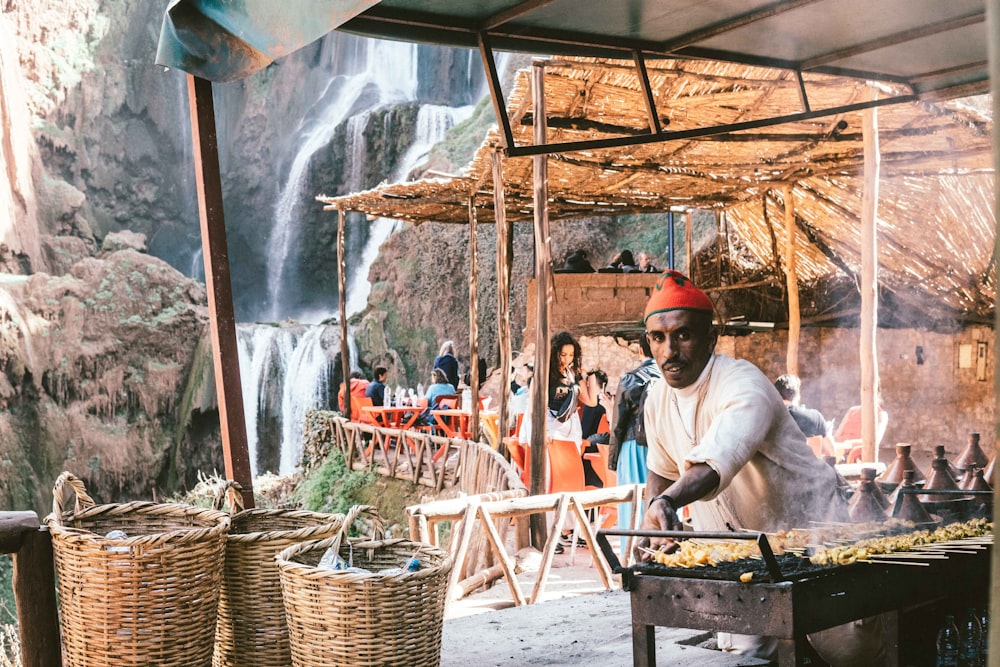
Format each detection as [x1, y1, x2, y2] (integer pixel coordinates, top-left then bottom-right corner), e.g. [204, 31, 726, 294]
[524, 273, 658, 341]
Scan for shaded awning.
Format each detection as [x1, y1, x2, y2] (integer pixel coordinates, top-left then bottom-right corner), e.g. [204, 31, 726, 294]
[157, 1, 988, 99]
[319, 57, 995, 320]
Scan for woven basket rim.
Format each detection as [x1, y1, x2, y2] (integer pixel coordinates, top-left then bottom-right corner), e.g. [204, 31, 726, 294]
[275, 536, 452, 580]
[44, 501, 230, 543]
[225, 508, 346, 543]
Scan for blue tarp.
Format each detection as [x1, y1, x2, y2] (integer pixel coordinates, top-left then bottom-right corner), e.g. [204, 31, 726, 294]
[156, 0, 380, 82]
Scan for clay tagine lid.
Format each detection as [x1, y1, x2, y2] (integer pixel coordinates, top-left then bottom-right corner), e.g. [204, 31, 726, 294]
[933, 445, 964, 483]
[848, 474, 888, 522]
[918, 457, 966, 503]
[961, 466, 992, 492]
[859, 467, 891, 509]
[823, 455, 850, 491]
[955, 432, 989, 471]
[891, 470, 936, 525]
[878, 443, 926, 489]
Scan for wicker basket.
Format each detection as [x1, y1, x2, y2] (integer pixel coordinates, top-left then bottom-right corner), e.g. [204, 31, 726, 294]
[43, 471, 230, 667]
[276, 505, 453, 667]
[211, 481, 347, 667]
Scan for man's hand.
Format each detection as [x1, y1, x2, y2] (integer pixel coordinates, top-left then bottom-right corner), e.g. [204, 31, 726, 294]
[634, 495, 684, 561]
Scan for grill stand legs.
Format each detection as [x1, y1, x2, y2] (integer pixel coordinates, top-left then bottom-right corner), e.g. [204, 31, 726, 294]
[632, 621, 655, 667]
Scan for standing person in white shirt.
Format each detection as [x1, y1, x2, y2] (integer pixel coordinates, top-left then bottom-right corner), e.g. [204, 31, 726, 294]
[637, 271, 882, 666]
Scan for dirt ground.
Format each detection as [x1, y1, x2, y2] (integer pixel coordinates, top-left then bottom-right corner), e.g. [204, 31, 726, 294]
[440, 547, 770, 667]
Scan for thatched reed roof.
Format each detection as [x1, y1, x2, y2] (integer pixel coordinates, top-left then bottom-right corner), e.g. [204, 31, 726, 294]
[318, 57, 995, 322]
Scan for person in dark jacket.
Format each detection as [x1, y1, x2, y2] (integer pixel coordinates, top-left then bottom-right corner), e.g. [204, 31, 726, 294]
[364, 366, 388, 406]
[605, 249, 638, 272]
[774, 373, 835, 457]
[557, 249, 595, 273]
[610, 334, 662, 543]
[636, 251, 659, 273]
[433, 341, 461, 390]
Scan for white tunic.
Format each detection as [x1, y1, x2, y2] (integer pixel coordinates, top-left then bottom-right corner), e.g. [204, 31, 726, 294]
[644, 354, 848, 532]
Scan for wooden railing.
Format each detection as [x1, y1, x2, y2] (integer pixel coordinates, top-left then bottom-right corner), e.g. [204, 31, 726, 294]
[406, 485, 646, 605]
[1, 511, 60, 667]
[303, 411, 525, 496]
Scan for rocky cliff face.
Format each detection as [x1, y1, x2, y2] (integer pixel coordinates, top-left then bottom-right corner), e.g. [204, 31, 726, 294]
[0, 232, 219, 511]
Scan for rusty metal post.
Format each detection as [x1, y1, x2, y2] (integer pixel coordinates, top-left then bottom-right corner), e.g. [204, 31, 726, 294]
[187, 75, 255, 507]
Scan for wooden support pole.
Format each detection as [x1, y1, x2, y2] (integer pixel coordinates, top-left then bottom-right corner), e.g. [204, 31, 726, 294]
[529, 60, 552, 547]
[188, 75, 254, 507]
[986, 1, 1000, 658]
[14, 528, 61, 667]
[337, 208, 351, 420]
[860, 101, 881, 464]
[468, 196, 480, 440]
[782, 184, 800, 377]
[492, 150, 512, 443]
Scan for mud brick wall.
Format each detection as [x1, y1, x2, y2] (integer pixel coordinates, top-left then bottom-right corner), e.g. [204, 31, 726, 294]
[524, 274, 657, 341]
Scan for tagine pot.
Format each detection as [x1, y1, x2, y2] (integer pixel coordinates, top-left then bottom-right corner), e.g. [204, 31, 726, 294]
[878, 443, 925, 491]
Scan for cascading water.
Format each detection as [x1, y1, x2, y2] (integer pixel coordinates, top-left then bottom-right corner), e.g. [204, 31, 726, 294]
[347, 103, 474, 316]
[237, 323, 356, 477]
[267, 39, 419, 323]
[238, 35, 493, 475]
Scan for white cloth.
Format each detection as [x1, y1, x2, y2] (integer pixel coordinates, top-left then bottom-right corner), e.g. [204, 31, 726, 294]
[644, 354, 848, 532]
[518, 409, 581, 445]
[509, 387, 530, 417]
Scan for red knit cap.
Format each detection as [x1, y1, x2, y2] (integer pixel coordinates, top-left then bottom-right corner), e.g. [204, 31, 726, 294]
[644, 271, 714, 323]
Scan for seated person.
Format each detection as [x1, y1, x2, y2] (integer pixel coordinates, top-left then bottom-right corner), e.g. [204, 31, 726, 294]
[415, 368, 458, 427]
[508, 363, 533, 418]
[834, 396, 889, 462]
[636, 251, 659, 273]
[364, 366, 388, 406]
[338, 370, 369, 414]
[425, 368, 458, 408]
[555, 249, 595, 273]
[774, 374, 835, 457]
[605, 249, 637, 272]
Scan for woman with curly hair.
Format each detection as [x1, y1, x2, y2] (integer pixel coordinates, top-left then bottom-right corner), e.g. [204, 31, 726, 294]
[519, 331, 600, 445]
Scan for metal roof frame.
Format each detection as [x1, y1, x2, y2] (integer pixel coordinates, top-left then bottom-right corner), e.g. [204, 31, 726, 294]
[334, 0, 989, 157]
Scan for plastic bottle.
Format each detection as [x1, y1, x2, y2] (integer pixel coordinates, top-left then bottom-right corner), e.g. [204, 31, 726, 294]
[417, 383, 425, 398]
[937, 614, 960, 667]
[461, 387, 472, 412]
[978, 608, 988, 667]
[959, 608, 982, 667]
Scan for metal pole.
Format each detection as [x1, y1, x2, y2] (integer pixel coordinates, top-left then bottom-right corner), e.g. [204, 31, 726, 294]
[187, 75, 255, 508]
[667, 210, 675, 270]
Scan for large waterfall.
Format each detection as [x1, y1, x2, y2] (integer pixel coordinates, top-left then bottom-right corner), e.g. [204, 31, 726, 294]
[236, 36, 484, 476]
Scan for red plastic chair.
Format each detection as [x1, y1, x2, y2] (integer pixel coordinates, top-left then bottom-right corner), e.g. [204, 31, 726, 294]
[547, 439, 587, 495]
[354, 396, 379, 426]
[597, 413, 610, 435]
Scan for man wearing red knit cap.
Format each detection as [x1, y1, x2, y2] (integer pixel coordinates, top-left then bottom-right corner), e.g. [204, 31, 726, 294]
[637, 271, 882, 666]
